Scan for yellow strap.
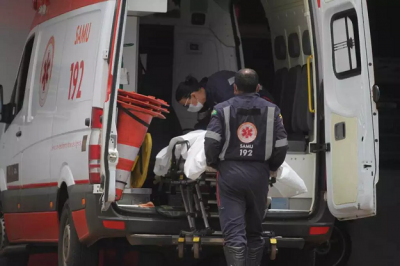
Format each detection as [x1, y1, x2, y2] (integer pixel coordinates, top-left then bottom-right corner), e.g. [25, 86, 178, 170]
[307, 55, 315, 114]
[178, 237, 185, 243]
[270, 238, 277, 244]
[193, 237, 200, 243]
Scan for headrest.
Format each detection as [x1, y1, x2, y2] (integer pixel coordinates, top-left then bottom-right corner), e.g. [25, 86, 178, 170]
[288, 33, 300, 58]
[274, 36, 287, 60]
[302, 30, 312, 55]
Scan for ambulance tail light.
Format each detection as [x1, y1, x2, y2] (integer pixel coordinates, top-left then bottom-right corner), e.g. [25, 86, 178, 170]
[309, 226, 330, 235]
[88, 107, 103, 184]
[91, 107, 103, 129]
[89, 144, 101, 184]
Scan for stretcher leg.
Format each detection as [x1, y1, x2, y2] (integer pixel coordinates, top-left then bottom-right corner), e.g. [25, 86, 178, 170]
[180, 184, 196, 232]
[186, 185, 196, 227]
[270, 238, 278, 260]
[195, 183, 211, 232]
[192, 236, 201, 259]
[193, 193, 201, 217]
[177, 237, 185, 259]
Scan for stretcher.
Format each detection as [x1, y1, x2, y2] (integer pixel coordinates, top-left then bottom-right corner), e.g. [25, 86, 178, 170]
[145, 140, 279, 260]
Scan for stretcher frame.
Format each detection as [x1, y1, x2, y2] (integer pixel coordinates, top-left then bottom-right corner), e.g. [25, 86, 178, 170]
[150, 141, 279, 260]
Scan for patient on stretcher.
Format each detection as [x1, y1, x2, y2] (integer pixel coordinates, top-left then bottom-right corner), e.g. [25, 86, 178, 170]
[154, 130, 307, 199]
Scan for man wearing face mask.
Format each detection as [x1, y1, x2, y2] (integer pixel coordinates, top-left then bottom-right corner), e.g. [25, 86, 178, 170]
[176, 71, 274, 129]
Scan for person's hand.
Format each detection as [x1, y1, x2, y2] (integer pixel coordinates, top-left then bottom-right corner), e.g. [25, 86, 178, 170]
[270, 171, 278, 178]
[206, 166, 217, 173]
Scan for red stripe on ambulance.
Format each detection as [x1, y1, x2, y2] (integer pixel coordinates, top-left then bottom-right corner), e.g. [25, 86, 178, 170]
[7, 180, 90, 190]
[4, 212, 59, 243]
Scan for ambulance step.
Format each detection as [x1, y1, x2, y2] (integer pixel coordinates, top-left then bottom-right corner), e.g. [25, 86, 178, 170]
[116, 203, 157, 214]
[126, 234, 305, 249]
[0, 245, 28, 256]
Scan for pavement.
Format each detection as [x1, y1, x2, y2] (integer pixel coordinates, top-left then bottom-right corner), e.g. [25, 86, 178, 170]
[346, 170, 400, 266]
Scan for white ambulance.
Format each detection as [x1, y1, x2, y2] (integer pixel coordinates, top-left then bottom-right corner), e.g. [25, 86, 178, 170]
[0, 0, 379, 265]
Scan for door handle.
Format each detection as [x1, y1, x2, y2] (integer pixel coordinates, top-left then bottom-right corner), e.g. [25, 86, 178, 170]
[16, 131, 22, 137]
[334, 122, 346, 141]
[372, 85, 380, 103]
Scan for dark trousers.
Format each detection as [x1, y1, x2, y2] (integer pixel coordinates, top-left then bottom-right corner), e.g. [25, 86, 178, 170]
[217, 161, 269, 248]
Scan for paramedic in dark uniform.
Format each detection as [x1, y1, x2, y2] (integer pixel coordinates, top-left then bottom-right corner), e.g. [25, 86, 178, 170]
[175, 71, 274, 129]
[204, 69, 288, 266]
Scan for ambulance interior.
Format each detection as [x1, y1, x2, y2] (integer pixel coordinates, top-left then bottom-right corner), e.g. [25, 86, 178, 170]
[121, 0, 317, 214]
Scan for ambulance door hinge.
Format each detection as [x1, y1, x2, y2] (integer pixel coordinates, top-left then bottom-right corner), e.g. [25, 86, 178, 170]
[108, 151, 118, 163]
[310, 143, 331, 153]
[93, 184, 103, 194]
[103, 49, 109, 60]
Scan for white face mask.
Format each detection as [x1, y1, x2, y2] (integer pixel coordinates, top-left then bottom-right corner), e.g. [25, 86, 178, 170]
[188, 102, 203, 113]
[186, 98, 203, 113]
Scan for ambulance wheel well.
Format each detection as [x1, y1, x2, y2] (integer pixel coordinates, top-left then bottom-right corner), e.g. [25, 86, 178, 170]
[57, 183, 69, 220]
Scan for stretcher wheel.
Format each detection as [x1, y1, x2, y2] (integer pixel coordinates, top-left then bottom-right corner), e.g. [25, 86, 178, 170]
[270, 245, 277, 261]
[178, 243, 184, 259]
[193, 243, 200, 259]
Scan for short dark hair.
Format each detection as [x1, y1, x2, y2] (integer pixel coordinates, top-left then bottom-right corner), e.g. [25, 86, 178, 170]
[235, 69, 259, 93]
[175, 75, 202, 102]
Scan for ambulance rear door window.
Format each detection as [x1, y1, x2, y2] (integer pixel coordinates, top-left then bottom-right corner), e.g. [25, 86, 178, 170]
[331, 9, 361, 79]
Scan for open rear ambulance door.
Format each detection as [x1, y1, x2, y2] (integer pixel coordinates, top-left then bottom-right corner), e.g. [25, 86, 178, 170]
[317, 0, 379, 220]
[101, 0, 169, 210]
[101, 0, 128, 211]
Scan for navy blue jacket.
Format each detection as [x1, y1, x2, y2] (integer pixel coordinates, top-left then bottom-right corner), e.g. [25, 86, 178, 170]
[204, 93, 288, 171]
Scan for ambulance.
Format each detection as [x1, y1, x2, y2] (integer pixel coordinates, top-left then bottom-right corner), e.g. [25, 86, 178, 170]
[0, 0, 379, 265]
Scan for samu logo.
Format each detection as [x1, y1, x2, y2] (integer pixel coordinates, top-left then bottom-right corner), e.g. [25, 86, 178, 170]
[39, 36, 55, 107]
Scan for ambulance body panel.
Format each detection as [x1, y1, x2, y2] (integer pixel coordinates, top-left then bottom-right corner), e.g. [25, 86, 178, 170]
[0, 0, 116, 243]
[0, 0, 378, 261]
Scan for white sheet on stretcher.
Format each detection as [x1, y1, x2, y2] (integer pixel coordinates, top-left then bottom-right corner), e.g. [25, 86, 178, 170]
[154, 130, 308, 198]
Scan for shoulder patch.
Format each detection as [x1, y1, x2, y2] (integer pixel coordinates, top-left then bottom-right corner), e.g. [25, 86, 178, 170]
[228, 76, 235, 85]
[212, 110, 217, 116]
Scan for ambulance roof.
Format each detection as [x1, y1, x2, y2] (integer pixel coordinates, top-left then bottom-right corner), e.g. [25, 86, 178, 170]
[31, 0, 109, 30]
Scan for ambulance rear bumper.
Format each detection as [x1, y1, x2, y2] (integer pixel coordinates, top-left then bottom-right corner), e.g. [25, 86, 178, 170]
[72, 185, 334, 248]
